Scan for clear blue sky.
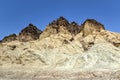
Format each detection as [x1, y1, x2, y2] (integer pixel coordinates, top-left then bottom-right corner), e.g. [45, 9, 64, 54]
[0, 0, 120, 39]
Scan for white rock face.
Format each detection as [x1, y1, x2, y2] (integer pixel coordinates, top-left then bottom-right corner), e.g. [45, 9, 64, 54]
[76, 43, 120, 69]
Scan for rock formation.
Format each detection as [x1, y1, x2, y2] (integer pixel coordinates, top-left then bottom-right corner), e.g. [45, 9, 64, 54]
[68, 21, 80, 35]
[0, 34, 17, 43]
[0, 17, 120, 79]
[19, 24, 42, 42]
[40, 16, 81, 39]
[81, 19, 105, 37]
[0, 24, 42, 43]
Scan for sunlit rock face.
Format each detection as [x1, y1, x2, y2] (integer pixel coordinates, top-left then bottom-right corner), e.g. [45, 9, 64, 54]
[80, 19, 105, 37]
[0, 17, 120, 79]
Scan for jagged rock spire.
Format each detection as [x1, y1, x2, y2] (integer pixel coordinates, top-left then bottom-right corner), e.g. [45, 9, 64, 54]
[0, 24, 42, 43]
[41, 17, 81, 39]
[19, 23, 42, 42]
[69, 21, 80, 35]
[49, 16, 69, 26]
[56, 16, 69, 26]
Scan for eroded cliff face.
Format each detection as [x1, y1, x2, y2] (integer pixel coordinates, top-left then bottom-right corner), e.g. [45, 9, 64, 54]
[0, 17, 120, 69]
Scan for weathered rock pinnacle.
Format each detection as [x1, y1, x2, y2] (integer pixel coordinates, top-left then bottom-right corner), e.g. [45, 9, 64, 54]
[81, 19, 105, 37]
[19, 24, 42, 42]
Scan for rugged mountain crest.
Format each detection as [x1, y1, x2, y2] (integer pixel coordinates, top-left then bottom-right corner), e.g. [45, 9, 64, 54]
[0, 34, 17, 43]
[0, 17, 120, 80]
[0, 17, 117, 45]
[40, 17, 80, 39]
[81, 19, 105, 37]
[69, 21, 80, 35]
[49, 16, 69, 26]
[0, 24, 42, 43]
[40, 17, 106, 39]
[19, 24, 42, 42]
[0, 17, 120, 69]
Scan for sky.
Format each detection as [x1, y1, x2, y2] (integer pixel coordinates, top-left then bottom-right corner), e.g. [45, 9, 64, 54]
[0, 0, 120, 40]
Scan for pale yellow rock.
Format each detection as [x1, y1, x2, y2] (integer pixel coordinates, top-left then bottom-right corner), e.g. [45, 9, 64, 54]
[0, 28, 120, 70]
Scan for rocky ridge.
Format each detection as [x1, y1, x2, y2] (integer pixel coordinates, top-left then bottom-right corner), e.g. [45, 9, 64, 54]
[0, 24, 42, 43]
[19, 24, 42, 42]
[0, 17, 120, 69]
